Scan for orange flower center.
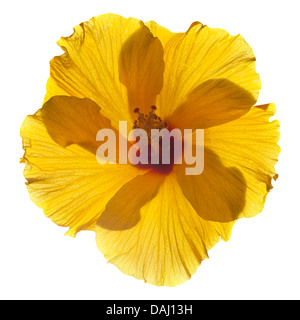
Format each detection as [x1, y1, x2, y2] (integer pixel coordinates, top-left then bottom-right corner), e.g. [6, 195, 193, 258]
[133, 106, 181, 174]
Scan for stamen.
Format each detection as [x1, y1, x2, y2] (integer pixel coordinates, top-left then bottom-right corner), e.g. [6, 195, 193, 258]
[132, 106, 180, 175]
[133, 106, 167, 136]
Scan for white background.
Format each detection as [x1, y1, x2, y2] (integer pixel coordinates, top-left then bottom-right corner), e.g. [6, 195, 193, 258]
[1, 0, 299, 300]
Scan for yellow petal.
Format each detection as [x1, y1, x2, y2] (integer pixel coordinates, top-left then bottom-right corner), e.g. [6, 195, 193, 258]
[175, 147, 247, 222]
[20, 96, 144, 237]
[170, 78, 257, 131]
[203, 103, 280, 219]
[40, 96, 113, 152]
[118, 22, 164, 117]
[145, 20, 175, 47]
[157, 22, 261, 126]
[96, 171, 234, 286]
[44, 13, 164, 128]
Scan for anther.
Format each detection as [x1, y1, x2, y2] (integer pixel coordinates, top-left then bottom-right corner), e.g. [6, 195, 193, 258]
[133, 105, 167, 135]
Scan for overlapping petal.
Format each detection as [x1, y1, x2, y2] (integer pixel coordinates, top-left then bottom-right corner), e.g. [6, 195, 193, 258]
[157, 22, 261, 129]
[145, 20, 175, 47]
[20, 96, 145, 237]
[194, 103, 280, 220]
[44, 14, 164, 129]
[175, 147, 247, 222]
[118, 22, 164, 118]
[96, 171, 234, 286]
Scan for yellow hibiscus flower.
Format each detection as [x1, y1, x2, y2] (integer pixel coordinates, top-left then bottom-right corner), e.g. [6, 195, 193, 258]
[20, 13, 280, 286]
